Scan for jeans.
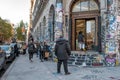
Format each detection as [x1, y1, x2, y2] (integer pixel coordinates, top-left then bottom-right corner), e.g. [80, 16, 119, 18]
[29, 51, 34, 61]
[39, 51, 44, 61]
[36, 50, 39, 57]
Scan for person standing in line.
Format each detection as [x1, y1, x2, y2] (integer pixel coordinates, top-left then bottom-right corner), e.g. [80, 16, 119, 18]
[55, 35, 71, 75]
[78, 31, 85, 51]
[14, 43, 19, 57]
[36, 42, 39, 57]
[37, 42, 44, 62]
[28, 40, 35, 62]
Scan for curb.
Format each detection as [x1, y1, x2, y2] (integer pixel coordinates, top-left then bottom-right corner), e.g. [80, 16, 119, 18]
[0, 58, 18, 80]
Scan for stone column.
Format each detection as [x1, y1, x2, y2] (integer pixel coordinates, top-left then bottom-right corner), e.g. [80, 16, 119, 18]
[55, 0, 63, 41]
[105, 0, 117, 55]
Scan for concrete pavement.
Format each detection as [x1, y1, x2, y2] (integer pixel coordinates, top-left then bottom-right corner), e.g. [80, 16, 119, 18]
[1, 54, 120, 80]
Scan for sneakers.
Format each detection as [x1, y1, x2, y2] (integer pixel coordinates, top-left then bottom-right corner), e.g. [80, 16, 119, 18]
[65, 72, 71, 75]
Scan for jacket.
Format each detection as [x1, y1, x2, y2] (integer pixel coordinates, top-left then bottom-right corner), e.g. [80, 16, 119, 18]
[78, 34, 84, 42]
[55, 38, 71, 60]
[28, 43, 35, 53]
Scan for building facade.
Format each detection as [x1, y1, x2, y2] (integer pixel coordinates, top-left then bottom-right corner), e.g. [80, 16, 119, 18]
[31, 0, 120, 57]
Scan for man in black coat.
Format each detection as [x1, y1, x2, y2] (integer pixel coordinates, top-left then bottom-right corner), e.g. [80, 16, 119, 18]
[28, 40, 35, 62]
[55, 35, 71, 75]
[14, 43, 19, 57]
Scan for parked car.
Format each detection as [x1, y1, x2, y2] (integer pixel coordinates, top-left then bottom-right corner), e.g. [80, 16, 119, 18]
[0, 47, 6, 70]
[10, 43, 16, 49]
[0, 45, 15, 62]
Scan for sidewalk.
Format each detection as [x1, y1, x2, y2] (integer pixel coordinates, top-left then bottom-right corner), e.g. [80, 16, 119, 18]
[1, 54, 120, 80]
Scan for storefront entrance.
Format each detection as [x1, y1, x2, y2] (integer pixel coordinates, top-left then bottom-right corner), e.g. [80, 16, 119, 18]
[69, 0, 100, 51]
[75, 19, 95, 50]
[71, 13, 99, 51]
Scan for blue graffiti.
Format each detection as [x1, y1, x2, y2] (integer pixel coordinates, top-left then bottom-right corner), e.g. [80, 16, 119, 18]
[109, 16, 116, 25]
[109, 25, 116, 31]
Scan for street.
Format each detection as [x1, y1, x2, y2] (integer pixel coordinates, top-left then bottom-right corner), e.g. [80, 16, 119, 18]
[1, 53, 120, 80]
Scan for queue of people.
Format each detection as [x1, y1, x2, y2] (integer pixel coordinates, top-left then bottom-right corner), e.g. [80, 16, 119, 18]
[27, 40, 53, 62]
[27, 35, 71, 75]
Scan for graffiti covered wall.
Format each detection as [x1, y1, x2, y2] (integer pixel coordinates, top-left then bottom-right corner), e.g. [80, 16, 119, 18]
[55, 0, 63, 41]
[105, 0, 117, 54]
[101, 0, 120, 55]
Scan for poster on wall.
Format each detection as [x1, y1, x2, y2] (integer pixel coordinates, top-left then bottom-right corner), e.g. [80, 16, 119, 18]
[106, 41, 116, 54]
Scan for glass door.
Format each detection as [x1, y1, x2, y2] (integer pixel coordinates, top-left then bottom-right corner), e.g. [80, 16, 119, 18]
[86, 20, 95, 50]
[75, 20, 86, 50]
[75, 19, 96, 50]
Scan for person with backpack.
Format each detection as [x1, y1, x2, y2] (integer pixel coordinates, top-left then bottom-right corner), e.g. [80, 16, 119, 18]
[28, 40, 35, 62]
[55, 35, 71, 75]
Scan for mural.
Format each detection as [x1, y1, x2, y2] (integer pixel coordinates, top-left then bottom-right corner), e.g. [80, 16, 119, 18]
[105, 0, 117, 54]
[55, 0, 63, 41]
[100, 0, 120, 66]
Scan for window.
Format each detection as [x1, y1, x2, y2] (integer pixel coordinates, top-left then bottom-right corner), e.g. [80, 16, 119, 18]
[72, 1, 80, 12]
[81, 1, 89, 11]
[72, 0, 98, 12]
[90, 0, 98, 10]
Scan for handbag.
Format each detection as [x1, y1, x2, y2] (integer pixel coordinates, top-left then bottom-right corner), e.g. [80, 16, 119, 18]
[45, 52, 49, 58]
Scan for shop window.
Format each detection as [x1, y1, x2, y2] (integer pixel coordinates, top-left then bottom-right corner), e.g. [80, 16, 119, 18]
[72, 0, 98, 12]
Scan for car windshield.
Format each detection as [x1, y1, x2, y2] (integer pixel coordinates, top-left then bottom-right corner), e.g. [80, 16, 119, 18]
[10, 43, 16, 48]
[0, 46, 10, 51]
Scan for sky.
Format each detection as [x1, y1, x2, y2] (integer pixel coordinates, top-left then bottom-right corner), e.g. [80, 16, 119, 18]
[0, 0, 30, 25]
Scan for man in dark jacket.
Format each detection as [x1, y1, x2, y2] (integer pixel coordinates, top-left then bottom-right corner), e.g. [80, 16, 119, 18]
[14, 43, 19, 57]
[55, 35, 71, 75]
[28, 40, 35, 62]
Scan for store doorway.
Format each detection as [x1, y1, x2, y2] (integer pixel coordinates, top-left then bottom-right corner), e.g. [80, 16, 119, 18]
[75, 19, 96, 50]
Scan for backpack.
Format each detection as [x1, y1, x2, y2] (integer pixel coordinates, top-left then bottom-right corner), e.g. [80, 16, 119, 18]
[29, 44, 34, 51]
